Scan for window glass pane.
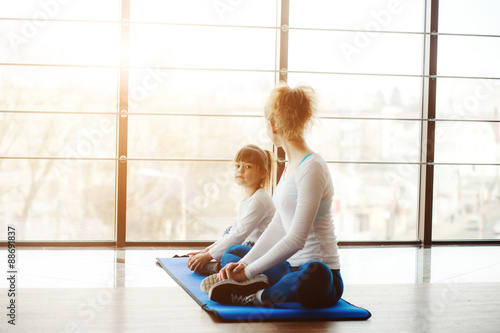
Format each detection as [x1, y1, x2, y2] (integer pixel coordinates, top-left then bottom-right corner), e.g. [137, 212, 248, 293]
[131, 0, 277, 27]
[0, 160, 115, 241]
[0, 113, 116, 158]
[128, 69, 275, 115]
[290, 0, 425, 32]
[433, 165, 500, 240]
[434, 121, 500, 164]
[1, 21, 120, 66]
[309, 119, 421, 163]
[436, 78, 500, 120]
[0, 66, 117, 112]
[126, 160, 246, 241]
[0, 0, 120, 20]
[288, 73, 423, 118]
[330, 163, 419, 241]
[128, 115, 272, 159]
[435, 0, 500, 243]
[439, 0, 500, 36]
[129, 25, 276, 70]
[438, 36, 500, 78]
[288, 30, 423, 75]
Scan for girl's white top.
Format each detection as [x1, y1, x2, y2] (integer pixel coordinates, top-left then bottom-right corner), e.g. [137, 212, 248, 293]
[207, 188, 275, 260]
[242, 154, 340, 279]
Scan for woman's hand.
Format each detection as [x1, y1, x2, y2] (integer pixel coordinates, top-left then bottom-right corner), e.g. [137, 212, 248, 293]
[218, 262, 249, 282]
[186, 252, 213, 273]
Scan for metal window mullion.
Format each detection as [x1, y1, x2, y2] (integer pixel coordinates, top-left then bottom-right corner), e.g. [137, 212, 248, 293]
[4, 110, 500, 123]
[3, 16, 500, 38]
[421, 0, 439, 248]
[4, 61, 500, 80]
[116, 0, 130, 248]
[275, 0, 289, 183]
[2, 156, 499, 167]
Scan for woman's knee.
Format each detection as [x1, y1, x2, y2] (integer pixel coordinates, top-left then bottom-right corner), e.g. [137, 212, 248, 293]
[300, 262, 343, 308]
[221, 245, 250, 266]
[223, 244, 251, 258]
[300, 261, 332, 284]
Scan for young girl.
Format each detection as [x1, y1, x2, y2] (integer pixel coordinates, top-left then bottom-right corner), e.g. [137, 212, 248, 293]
[209, 84, 343, 309]
[186, 144, 275, 277]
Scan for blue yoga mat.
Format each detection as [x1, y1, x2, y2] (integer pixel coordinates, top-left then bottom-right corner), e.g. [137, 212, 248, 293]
[157, 257, 371, 322]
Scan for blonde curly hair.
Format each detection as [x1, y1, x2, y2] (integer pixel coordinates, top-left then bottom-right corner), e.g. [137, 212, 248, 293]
[264, 84, 317, 141]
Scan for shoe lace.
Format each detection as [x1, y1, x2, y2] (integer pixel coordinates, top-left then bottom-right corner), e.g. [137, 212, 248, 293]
[230, 294, 254, 306]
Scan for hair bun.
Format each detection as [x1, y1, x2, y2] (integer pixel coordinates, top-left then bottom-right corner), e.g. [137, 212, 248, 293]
[265, 84, 317, 140]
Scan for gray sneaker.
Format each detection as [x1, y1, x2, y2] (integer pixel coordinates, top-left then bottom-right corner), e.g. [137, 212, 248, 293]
[208, 274, 268, 305]
[200, 273, 220, 293]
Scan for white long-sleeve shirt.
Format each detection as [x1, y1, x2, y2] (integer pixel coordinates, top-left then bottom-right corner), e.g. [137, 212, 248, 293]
[207, 188, 275, 260]
[242, 154, 340, 279]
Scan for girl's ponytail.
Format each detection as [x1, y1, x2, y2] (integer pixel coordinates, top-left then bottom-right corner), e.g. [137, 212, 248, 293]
[262, 149, 274, 193]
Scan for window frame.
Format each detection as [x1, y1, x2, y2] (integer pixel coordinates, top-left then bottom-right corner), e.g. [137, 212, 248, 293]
[1, 0, 499, 247]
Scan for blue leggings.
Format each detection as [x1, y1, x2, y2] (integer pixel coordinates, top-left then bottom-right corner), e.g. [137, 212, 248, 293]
[221, 245, 344, 308]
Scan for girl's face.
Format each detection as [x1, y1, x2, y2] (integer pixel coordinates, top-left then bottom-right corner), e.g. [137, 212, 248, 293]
[233, 160, 265, 189]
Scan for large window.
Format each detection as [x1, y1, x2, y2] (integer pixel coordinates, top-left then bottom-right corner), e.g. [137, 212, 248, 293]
[1, 0, 499, 244]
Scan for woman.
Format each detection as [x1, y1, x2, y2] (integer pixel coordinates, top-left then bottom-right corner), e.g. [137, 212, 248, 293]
[209, 84, 343, 308]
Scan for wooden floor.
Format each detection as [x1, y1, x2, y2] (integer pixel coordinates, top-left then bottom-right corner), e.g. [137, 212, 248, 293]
[8, 283, 500, 332]
[1, 246, 500, 332]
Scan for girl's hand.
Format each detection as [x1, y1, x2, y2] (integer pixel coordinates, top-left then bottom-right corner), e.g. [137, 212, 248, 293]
[186, 248, 210, 267]
[185, 252, 199, 267]
[186, 248, 208, 257]
[187, 252, 213, 272]
[218, 262, 249, 282]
